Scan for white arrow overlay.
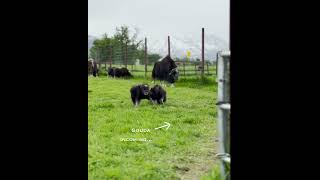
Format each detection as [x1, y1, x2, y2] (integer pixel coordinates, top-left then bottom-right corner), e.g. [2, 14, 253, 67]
[154, 122, 171, 130]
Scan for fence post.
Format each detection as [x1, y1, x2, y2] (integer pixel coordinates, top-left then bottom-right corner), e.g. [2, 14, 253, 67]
[98, 48, 101, 69]
[125, 41, 128, 68]
[122, 44, 124, 67]
[201, 28, 205, 77]
[216, 50, 231, 180]
[216, 51, 219, 76]
[207, 61, 209, 75]
[144, 37, 147, 78]
[109, 46, 112, 68]
[168, 36, 170, 56]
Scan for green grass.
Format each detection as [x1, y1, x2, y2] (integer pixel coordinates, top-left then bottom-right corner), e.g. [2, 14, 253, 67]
[88, 74, 218, 179]
[201, 165, 222, 180]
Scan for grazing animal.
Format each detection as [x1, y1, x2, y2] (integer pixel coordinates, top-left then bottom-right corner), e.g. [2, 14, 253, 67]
[130, 84, 150, 106]
[120, 67, 133, 77]
[107, 67, 116, 77]
[108, 67, 132, 78]
[152, 55, 179, 86]
[150, 85, 167, 104]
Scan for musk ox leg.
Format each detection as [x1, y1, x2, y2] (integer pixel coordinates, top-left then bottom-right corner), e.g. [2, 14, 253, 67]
[135, 98, 141, 107]
[134, 99, 140, 107]
[131, 97, 136, 105]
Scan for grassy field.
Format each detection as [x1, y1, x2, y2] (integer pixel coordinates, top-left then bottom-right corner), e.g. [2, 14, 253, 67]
[88, 74, 218, 179]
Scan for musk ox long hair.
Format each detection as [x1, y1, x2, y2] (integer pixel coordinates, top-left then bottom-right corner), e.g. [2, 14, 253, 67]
[151, 55, 178, 84]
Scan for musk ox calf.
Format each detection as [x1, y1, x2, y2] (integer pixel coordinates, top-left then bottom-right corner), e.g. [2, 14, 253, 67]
[130, 84, 150, 106]
[152, 55, 179, 87]
[108, 67, 132, 78]
[150, 85, 166, 104]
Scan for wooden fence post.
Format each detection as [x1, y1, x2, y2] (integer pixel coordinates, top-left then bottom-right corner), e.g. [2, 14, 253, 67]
[201, 28, 205, 77]
[144, 37, 147, 78]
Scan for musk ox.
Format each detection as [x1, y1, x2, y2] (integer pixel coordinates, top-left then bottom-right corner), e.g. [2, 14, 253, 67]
[88, 60, 93, 75]
[150, 85, 167, 104]
[130, 84, 150, 106]
[88, 59, 99, 77]
[108, 67, 132, 78]
[151, 55, 179, 87]
[92, 60, 98, 77]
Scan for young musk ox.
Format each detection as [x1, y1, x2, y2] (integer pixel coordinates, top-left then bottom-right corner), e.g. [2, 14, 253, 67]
[149, 85, 167, 104]
[130, 84, 150, 106]
[151, 55, 179, 87]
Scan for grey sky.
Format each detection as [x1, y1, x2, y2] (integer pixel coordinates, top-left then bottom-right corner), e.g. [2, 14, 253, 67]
[88, 0, 229, 43]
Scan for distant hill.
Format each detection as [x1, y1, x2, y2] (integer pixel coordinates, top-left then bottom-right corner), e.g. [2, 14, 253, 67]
[148, 33, 229, 61]
[88, 33, 229, 61]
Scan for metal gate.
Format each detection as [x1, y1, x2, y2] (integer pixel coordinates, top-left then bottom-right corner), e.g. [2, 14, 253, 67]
[216, 50, 230, 180]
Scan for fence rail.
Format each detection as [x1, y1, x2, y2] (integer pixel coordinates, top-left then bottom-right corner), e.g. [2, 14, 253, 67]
[95, 60, 216, 76]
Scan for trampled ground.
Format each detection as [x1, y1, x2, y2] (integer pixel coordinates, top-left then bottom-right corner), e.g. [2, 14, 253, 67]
[88, 75, 218, 179]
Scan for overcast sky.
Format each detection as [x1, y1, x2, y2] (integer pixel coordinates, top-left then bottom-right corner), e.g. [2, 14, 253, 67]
[88, 0, 229, 43]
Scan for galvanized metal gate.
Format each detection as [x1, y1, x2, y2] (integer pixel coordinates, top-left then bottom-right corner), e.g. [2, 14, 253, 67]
[216, 50, 230, 180]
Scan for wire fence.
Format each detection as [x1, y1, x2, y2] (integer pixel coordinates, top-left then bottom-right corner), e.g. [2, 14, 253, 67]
[90, 28, 218, 78]
[92, 47, 216, 77]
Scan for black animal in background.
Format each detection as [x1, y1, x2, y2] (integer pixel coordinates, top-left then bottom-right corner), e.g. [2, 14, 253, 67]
[120, 67, 133, 77]
[152, 55, 179, 86]
[130, 84, 150, 106]
[92, 60, 98, 77]
[107, 67, 115, 77]
[108, 67, 132, 78]
[150, 85, 167, 104]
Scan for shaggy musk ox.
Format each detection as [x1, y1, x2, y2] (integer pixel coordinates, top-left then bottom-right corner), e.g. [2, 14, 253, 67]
[130, 84, 150, 106]
[88, 61, 93, 75]
[150, 85, 166, 104]
[88, 60, 99, 77]
[152, 55, 179, 87]
[108, 67, 132, 78]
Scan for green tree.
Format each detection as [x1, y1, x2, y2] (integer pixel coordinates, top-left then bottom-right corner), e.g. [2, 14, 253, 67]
[89, 25, 160, 66]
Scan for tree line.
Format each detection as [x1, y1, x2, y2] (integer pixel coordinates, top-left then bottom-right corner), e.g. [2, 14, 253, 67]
[89, 26, 161, 65]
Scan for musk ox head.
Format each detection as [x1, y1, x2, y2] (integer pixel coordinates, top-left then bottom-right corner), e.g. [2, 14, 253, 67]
[168, 68, 179, 83]
[141, 84, 150, 96]
[107, 67, 115, 76]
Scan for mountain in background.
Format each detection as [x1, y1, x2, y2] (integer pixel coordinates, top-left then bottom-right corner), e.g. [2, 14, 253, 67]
[148, 33, 228, 61]
[88, 33, 228, 61]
